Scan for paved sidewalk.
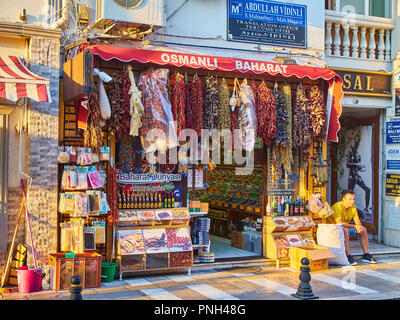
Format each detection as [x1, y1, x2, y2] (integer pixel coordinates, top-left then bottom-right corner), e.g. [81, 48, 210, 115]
[2, 256, 400, 300]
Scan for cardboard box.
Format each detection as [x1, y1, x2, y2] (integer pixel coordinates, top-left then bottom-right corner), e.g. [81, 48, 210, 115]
[231, 231, 244, 249]
[289, 245, 335, 272]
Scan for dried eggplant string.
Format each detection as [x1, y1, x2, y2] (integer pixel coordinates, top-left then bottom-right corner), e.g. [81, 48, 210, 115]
[203, 75, 219, 130]
[281, 83, 293, 188]
[217, 78, 231, 132]
[308, 85, 326, 140]
[84, 92, 103, 152]
[273, 82, 289, 147]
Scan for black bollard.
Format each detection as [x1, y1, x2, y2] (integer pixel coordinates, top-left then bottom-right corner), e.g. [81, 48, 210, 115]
[291, 257, 318, 300]
[69, 276, 83, 300]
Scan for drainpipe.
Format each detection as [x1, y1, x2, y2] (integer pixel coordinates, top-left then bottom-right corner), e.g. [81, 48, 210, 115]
[54, 0, 71, 29]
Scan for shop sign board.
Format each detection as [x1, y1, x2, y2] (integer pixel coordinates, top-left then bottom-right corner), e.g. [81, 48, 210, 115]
[116, 172, 182, 184]
[386, 122, 400, 144]
[385, 173, 400, 197]
[332, 68, 392, 98]
[227, 0, 307, 48]
[386, 145, 400, 171]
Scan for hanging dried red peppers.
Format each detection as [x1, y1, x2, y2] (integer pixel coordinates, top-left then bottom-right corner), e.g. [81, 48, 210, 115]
[168, 72, 186, 134]
[107, 166, 118, 226]
[187, 74, 204, 136]
[256, 81, 277, 146]
[107, 71, 132, 141]
[308, 85, 326, 140]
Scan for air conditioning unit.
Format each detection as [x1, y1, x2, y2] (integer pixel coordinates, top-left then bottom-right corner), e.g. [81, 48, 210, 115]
[95, 0, 165, 30]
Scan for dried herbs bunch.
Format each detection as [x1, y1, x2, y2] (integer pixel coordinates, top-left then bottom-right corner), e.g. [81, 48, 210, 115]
[217, 78, 231, 132]
[187, 75, 204, 136]
[273, 82, 289, 146]
[203, 76, 219, 130]
[84, 93, 103, 152]
[107, 71, 132, 141]
[168, 72, 186, 134]
[293, 82, 312, 158]
[253, 80, 277, 146]
[308, 85, 326, 140]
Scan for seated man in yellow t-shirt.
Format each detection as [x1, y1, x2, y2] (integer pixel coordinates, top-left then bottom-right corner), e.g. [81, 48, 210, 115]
[327, 190, 377, 266]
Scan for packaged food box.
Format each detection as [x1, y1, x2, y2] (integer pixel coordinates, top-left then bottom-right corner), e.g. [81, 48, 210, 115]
[289, 245, 335, 272]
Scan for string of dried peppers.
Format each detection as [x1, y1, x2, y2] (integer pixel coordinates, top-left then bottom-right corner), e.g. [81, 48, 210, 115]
[187, 74, 204, 136]
[107, 166, 118, 226]
[168, 72, 186, 134]
[107, 71, 132, 141]
[293, 82, 312, 159]
[256, 80, 277, 146]
[84, 93, 103, 152]
[308, 85, 326, 140]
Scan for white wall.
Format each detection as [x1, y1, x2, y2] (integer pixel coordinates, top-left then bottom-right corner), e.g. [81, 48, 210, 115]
[0, 0, 50, 25]
[158, 0, 325, 56]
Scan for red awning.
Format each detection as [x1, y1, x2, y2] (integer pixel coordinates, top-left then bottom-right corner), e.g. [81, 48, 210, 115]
[0, 55, 51, 102]
[84, 44, 343, 142]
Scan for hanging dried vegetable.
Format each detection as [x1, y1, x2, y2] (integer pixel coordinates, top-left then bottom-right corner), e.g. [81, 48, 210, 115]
[139, 68, 177, 154]
[293, 82, 312, 158]
[84, 93, 103, 152]
[270, 145, 282, 189]
[273, 82, 289, 146]
[127, 65, 144, 137]
[308, 85, 326, 140]
[217, 78, 231, 132]
[230, 78, 240, 133]
[107, 166, 118, 226]
[281, 83, 293, 188]
[184, 74, 193, 132]
[203, 76, 219, 130]
[237, 79, 258, 152]
[118, 133, 135, 173]
[256, 81, 277, 146]
[187, 74, 204, 136]
[107, 71, 131, 141]
[168, 72, 186, 134]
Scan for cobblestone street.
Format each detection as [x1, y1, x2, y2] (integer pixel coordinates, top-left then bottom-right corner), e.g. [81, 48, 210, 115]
[3, 256, 400, 301]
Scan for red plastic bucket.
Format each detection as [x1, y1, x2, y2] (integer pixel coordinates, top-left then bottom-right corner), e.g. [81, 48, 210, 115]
[17, 266, 42, 293]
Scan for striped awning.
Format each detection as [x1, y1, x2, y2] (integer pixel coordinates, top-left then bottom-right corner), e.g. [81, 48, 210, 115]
[0, 56, 51, 102]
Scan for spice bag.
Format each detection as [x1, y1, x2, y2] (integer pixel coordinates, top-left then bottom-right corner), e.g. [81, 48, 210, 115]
[237, 79, 257, 152]
[139, 69, 178, 154]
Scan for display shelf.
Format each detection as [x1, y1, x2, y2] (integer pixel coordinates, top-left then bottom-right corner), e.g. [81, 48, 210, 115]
[189, 212, 208, 217]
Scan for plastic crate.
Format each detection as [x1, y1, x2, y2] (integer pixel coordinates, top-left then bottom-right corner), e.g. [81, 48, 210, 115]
[48, 252, 102, 290]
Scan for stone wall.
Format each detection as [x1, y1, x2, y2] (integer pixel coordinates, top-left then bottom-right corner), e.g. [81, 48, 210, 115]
[24, 36, 60, 267]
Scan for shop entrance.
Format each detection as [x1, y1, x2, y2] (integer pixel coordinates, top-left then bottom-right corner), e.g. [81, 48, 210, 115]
[330, 114, 380, 234]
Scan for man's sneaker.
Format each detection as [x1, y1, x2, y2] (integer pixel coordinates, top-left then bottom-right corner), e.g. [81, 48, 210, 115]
[362, 253, 377, 264]
[347, 255, 358, 266]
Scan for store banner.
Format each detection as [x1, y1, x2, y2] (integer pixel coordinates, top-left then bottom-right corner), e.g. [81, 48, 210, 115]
[83, 44, 343, 142]
[116, 172, 182, 184]
[227, 0, 307, 48]
[386, 173, 400, 197]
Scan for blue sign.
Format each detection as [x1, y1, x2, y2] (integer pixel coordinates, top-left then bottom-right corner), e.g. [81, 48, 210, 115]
[386, 121, 400, 144]
[227, 0, 307, 48]
[387, 160, 400, 170]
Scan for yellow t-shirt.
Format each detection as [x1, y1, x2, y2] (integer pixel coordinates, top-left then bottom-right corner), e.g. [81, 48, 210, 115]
[326, 201, 359, 224]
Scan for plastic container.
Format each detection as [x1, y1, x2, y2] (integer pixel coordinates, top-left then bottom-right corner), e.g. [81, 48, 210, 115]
[101, 262, 118, 282]
[17, 266, 42, 293]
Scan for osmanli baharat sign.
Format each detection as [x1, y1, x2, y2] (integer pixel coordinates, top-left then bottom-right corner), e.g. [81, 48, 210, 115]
[227, 0, 307, 48]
